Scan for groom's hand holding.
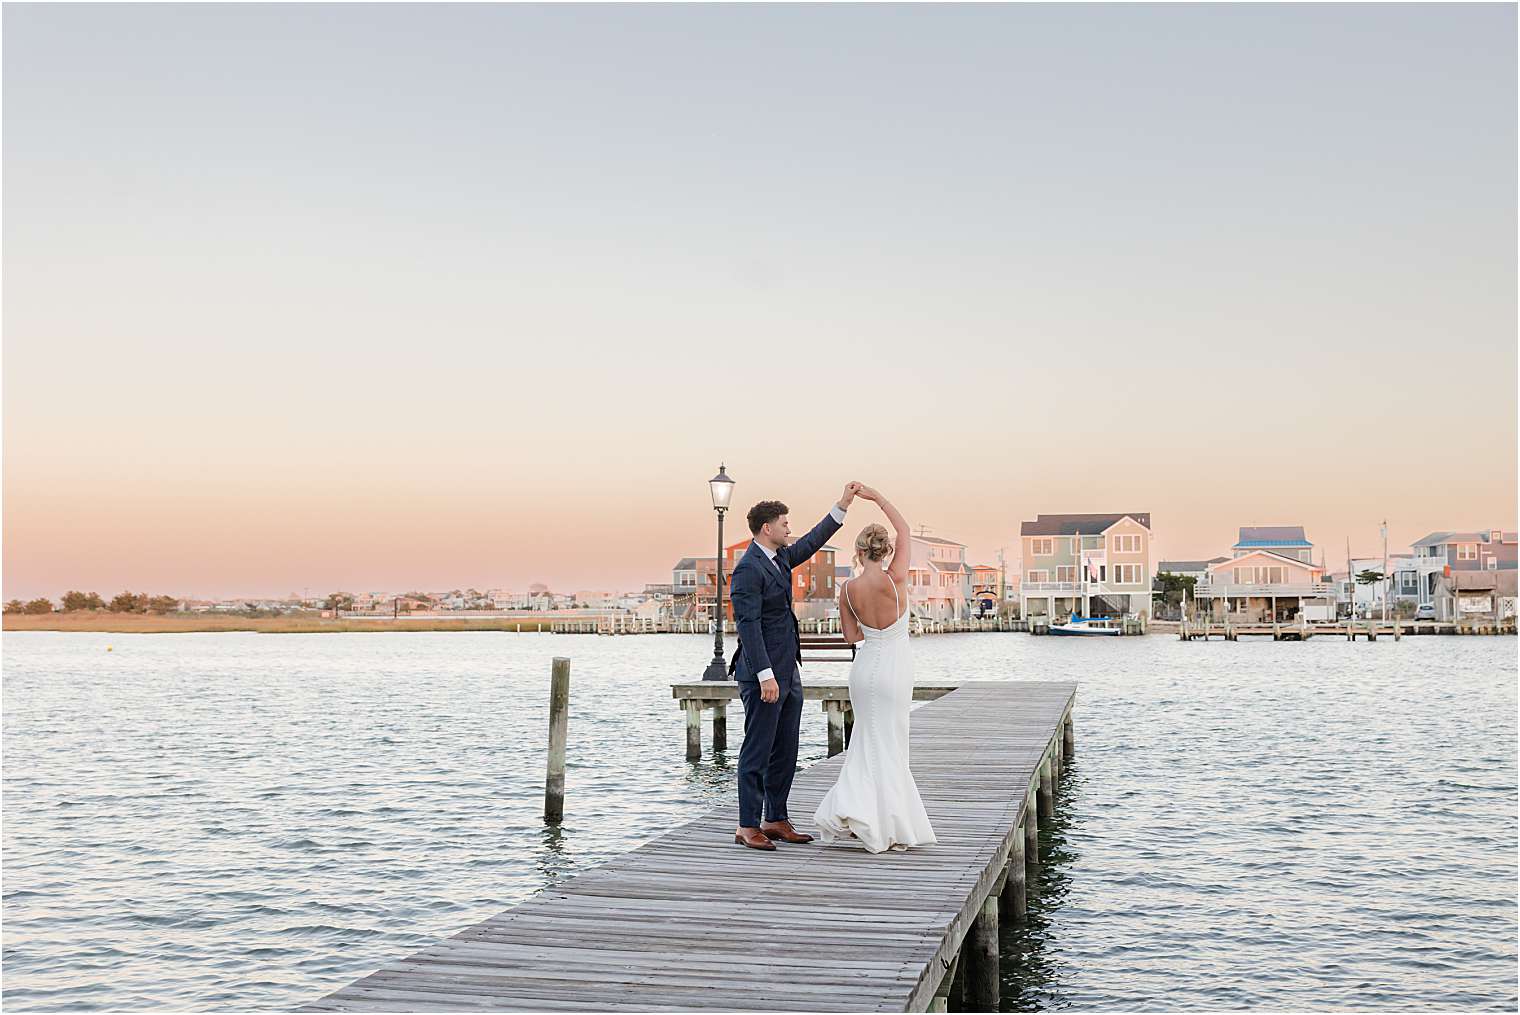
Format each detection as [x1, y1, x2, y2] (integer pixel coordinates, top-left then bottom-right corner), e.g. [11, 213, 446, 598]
[839, 481, 862, 511]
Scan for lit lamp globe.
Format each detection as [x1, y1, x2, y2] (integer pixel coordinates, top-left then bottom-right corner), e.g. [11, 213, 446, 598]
[709, 465, 735, 511]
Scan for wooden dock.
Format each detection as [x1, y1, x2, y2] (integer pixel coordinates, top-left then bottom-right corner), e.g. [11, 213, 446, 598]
[1178, 616, 1518, 641]
[303, 680, 1078, 1013]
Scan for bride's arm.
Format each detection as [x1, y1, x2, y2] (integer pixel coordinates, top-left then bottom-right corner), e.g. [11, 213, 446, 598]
[861, 487, 912, 586]
[839, 583, 861, 645]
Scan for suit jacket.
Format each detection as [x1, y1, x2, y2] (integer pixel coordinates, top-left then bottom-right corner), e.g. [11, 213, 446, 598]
[729, 510, 844, 683]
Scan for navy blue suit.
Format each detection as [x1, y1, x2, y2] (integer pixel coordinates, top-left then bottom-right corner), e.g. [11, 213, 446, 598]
[729, 510, 844, 828]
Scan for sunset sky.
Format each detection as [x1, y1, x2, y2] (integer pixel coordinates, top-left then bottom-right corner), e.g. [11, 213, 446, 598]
[4, 4, 1515, 601]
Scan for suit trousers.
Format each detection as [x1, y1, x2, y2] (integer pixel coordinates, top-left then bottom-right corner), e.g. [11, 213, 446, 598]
[735, 670, 803, 828]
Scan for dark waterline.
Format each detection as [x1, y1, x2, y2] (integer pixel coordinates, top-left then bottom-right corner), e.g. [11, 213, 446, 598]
[2, 632, 1516, 1011]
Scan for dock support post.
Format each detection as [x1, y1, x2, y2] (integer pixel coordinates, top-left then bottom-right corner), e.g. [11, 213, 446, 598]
[1063, 715, 1075, 759]
[1051, 739, 1062, 781]
[964, 894, 1000, 1011]
[1001, 834, 1027, 921]
[826, 701, 846, 757]
[684, 700, 702, 761]
[929, 952, 960, 1013]
[712, 703, 727, 752]
[844, 707, 855, 748]
[544, 657, 570, 824]
[1038, 759, 1054, 821]
[1024, 793, 1040, 867]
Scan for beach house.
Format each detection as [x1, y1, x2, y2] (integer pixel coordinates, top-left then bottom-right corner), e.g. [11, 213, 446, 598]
[1196, 526, 1333, 622]
[1019, 512, 1154, 621]
[907, 535, 971, 622]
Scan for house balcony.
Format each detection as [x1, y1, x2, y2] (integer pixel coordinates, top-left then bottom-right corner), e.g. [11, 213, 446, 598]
[1196, 582, 1335, 599]
[1023, 581, 1145, 595]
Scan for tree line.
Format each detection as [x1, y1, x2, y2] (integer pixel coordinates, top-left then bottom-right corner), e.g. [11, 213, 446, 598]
[3, 591, 182, 615]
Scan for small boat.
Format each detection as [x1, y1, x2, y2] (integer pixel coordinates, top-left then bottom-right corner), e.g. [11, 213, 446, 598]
[1048, 615, 1123, 636]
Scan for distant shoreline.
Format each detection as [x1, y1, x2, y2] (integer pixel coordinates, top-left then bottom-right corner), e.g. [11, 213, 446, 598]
[0, 614, 561, 634]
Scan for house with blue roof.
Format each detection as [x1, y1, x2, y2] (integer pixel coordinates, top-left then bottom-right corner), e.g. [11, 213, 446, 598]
[1231, 526, 1315, 563]
[1196, 525, 1334, 622]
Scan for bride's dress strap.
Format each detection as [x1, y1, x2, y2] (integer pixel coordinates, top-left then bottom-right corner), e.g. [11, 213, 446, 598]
[844, 577, 857, 620]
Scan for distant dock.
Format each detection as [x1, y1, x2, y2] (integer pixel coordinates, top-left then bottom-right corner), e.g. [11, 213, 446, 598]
[303, 681, 1077, 1013]
[1172, 616, 1517, 641]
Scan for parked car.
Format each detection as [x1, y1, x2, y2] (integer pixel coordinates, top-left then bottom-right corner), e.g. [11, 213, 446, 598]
[1414, 603, 1437, 620]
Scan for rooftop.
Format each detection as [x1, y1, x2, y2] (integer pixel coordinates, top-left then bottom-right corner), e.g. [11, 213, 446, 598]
[1021, 512, 1151, 536]
[1235, 526, 1310, 547]
[1158, 558, 1229, 572]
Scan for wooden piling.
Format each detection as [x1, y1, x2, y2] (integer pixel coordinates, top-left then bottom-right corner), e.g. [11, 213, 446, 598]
[963, 894, 1000, 1011]
[929, 952, 959, 1013]
[843, 707, 855, 748]
[826, 701, 846, 757]
[1038, 758, 1055, 821]
[684, 700, 701, 762]
[1063, 715, 1075, 758]
[544, 657, 570, 824]
[1025, 791, 1040, 866]
[712, 703, 727, 752]
[1001, 833, 1028, 921]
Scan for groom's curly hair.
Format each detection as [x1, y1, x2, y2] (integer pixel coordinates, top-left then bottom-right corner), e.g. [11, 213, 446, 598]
[747, 500, 788, 535]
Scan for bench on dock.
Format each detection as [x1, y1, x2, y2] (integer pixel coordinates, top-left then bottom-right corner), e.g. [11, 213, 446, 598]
[303, 680, 1078, 1014]
[671, 677, 970, 760]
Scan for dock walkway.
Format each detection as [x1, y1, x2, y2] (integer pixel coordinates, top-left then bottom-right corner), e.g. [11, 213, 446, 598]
[305, 680, 1077, 1013]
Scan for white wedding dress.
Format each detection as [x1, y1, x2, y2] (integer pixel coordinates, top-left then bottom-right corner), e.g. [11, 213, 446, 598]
[813, 575, 937, 853]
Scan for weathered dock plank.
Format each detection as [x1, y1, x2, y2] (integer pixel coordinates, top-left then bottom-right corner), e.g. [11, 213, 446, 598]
[304, 680, 1077, 1013]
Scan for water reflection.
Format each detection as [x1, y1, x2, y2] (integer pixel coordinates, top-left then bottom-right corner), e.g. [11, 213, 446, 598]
[1000, 759, 1079, 1011]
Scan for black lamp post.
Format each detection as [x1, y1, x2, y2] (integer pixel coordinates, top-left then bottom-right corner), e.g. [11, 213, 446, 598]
[703, 464, 735, 680]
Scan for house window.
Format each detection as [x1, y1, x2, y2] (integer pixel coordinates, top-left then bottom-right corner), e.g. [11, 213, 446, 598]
[1031, 538, 1054, 556]
[1056, 566, 1077, 583]
[1298, 550, 1311, 562]
[1487, 558, 1498, 570]
[1112, 564, 1142, 584]
[1458, 544, 1478, 560]
[1027, 570, 1049, 583]
[679, 574, 696, 586]
[1112, 534, 1140, 553]
[1234, 567, 1250, 584]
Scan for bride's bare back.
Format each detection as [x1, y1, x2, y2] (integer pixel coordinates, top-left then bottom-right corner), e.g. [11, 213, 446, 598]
[839, 486, 913, 640]
[845, 568, 907, 630]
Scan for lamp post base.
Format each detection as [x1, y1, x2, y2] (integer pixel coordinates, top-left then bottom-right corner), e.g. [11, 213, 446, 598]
[702, 656, 728, 681]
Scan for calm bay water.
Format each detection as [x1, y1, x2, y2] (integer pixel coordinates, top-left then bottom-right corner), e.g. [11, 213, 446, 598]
[2, 631, 1515, 1011]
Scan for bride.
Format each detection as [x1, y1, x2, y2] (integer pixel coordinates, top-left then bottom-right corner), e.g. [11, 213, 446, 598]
[812, 485, 937, 853]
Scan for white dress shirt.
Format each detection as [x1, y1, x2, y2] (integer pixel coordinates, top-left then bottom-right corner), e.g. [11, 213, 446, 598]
[754, 502, 848, 685]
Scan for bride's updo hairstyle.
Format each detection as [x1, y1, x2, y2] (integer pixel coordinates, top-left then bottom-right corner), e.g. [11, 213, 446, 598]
[855, 523, 893, 564]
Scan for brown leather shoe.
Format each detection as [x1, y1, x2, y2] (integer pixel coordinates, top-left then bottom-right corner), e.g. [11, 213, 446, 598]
[734, 827, 777, 851]
[760, 820, 814, 844]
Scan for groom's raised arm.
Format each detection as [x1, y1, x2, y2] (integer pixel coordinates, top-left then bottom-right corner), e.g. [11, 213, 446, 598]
[778, 503, 847, 569]
[730, 564, 772, 679]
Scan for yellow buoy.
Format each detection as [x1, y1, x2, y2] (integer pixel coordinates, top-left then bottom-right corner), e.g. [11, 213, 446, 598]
[106, 646, 112, 652]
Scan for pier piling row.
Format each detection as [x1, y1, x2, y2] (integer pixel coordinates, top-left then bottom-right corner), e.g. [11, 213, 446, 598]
[303, 681, 1078, 1012]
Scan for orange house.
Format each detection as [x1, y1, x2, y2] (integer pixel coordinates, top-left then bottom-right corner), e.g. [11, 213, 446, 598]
[723, 538, 839, 620]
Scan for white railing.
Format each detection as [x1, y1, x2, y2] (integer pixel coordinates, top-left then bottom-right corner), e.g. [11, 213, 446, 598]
[1196, 582, 1335, 598]
[1022, 581, 1148, 594]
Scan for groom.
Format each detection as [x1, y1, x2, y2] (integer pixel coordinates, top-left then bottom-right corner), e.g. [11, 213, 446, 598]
[728, 481, 860, 851]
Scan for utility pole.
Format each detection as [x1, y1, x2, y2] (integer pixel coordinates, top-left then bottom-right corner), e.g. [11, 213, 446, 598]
[1380, 520, 1389, 623]
[1345, 537, 1354, 620]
